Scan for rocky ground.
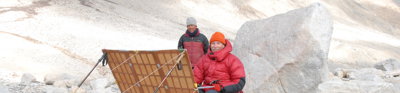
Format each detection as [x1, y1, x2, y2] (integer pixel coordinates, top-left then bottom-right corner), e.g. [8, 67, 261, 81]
[0, 72, 120, 93]
[319, 59, 400, 93]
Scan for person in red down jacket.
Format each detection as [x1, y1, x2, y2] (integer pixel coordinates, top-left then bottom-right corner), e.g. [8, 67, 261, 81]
[178, 17, 209, 68]
[194, 32, 246, 93]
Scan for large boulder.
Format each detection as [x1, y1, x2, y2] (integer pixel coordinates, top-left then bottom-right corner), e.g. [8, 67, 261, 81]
[233, 3, 333, 93]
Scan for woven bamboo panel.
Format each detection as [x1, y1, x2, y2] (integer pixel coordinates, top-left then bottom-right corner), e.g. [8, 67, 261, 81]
[102, 49, 196, 93]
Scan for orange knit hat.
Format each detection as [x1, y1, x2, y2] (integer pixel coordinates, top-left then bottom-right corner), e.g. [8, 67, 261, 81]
[210, 32, 226, 45]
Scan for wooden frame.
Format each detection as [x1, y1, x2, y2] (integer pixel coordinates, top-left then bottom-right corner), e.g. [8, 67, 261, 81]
[102, 49, 196, 93]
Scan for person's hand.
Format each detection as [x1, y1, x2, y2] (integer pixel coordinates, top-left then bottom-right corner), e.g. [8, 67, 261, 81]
[212, 84, 223, 92]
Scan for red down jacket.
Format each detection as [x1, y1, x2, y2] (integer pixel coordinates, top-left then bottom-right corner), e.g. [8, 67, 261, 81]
[178, 29, 209, 67]
[194, 40, 246, 93]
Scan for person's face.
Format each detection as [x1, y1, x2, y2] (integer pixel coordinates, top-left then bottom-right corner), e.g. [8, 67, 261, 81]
[211, 41, 225, 52]
[187, 25, 197, 33]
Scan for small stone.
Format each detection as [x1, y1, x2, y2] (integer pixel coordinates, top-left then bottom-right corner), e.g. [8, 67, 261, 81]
[90, 78, 109, 89]
[53, 80, 67, 88]
[44, 73, 73, 85]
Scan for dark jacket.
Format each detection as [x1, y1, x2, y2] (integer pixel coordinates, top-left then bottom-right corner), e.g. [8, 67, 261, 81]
[178, 29, 209, 67]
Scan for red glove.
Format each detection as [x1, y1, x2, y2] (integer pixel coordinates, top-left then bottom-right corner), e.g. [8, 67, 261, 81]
[212, 84, 222, 92]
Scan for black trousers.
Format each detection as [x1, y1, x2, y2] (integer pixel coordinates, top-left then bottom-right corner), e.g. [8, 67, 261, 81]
[199, 89, 219, 93]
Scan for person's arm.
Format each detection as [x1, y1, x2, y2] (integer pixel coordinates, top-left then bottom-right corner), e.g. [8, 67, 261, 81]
[221, 56, 246, 93]
[202, 35, 209, 54]
[193, 58, 205, 84]
[178, 35, 184, 49]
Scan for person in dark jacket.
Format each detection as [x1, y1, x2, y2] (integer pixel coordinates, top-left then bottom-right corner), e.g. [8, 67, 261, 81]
[194, 32, 246, 93]
[178, 17, 209, 67]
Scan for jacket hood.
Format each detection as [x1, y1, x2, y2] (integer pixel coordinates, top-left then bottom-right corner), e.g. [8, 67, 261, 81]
[207, 39, 232, 62]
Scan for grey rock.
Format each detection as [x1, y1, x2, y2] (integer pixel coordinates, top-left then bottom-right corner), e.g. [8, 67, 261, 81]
[20, 73, 36, 85]
[374, 59, 400, 71]
[90, 84, 119, 93]
[105, 84, 120, 93]
[44, 73, 73, 85]
[347, 68, 384, 81]
[385, 70, 400, 78]
[66, 79, 78, 88]
[53, 80, 67, 88]
[53, 79, 77, 88]
[90, 78, 109, 89]
[233, 3, 333, 93]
